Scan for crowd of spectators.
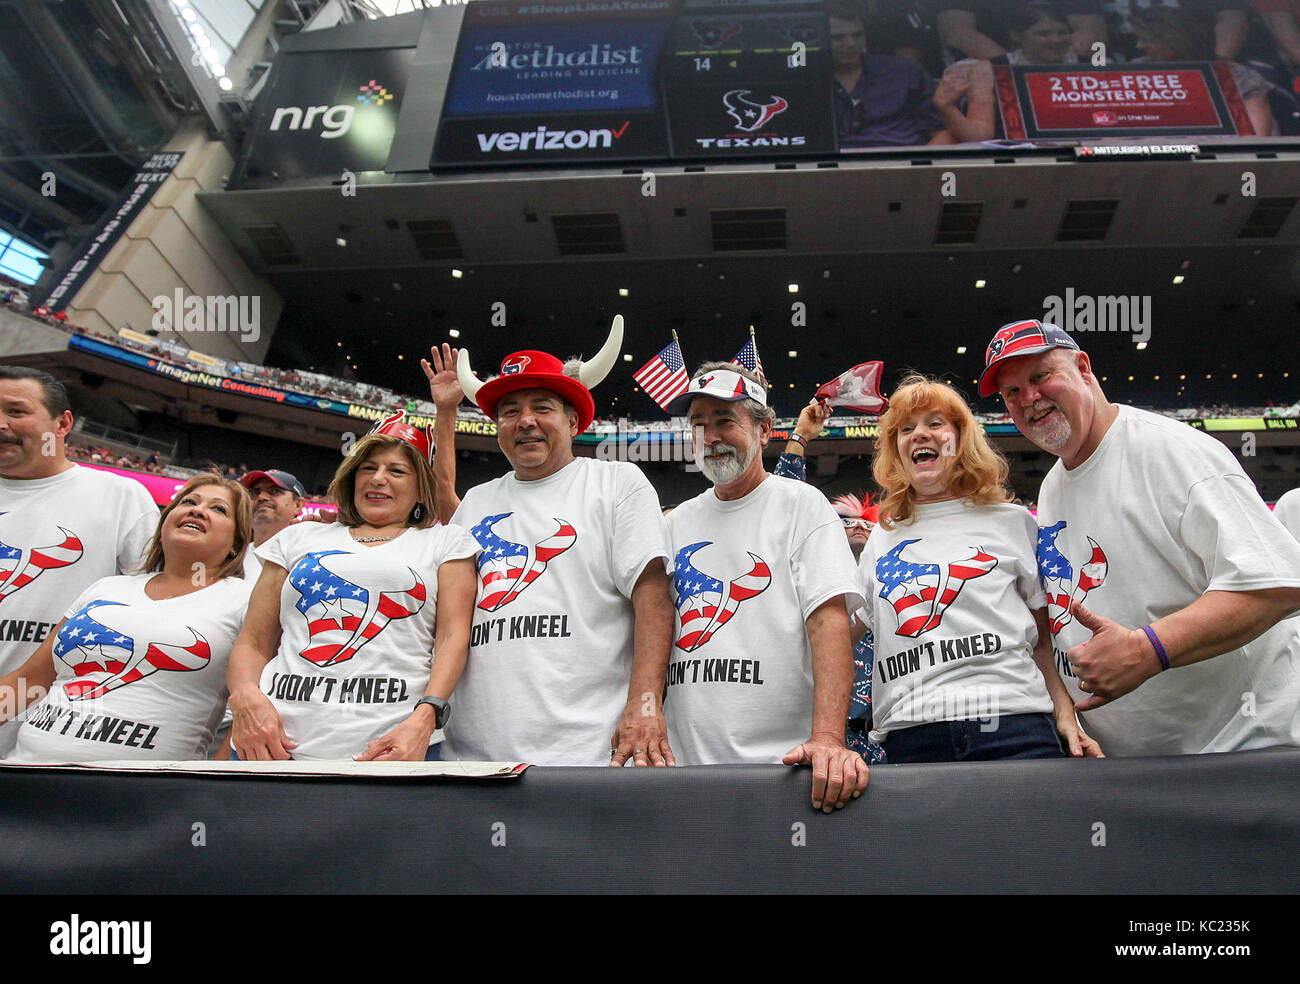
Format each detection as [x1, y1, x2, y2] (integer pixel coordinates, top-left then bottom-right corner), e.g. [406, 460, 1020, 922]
[16, 302, 1300, 439]
[65, 441, 167, 473]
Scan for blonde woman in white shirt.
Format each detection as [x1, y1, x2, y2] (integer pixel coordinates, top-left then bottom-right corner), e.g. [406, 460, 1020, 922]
[857, 375, 1102, 763]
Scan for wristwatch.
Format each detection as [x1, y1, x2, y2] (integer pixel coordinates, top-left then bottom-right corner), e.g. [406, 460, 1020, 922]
[415, 696, 450, 729]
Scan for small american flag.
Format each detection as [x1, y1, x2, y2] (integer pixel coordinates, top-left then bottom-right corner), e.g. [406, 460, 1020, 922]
[733, 336, 765, 380]
[634, 339, 689, 411]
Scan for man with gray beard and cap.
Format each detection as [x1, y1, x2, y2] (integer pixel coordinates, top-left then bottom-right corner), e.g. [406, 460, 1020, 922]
[981, 318, 1300, 756]
[663, 362, 869, 812]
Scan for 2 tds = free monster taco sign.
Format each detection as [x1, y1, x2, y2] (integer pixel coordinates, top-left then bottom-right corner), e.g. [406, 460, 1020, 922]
[994, 61, 1251, 139]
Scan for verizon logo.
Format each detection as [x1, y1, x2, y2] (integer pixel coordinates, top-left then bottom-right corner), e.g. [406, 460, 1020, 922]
[476, 122, 630, 152]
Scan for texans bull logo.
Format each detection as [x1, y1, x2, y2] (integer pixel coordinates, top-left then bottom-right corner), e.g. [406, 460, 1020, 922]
[689, 19, 742, 47]
[54, 600, 210, 700]
[672, 541, 771, 652]
[470, 513, 576, 612]
[876, 539, 998, 638]
[723, 89, 789, 133]
[779, 20, 821, 44]
[289, 550, 426, 667]
[1036, 522, 1108, 634]
[0, 523, 84, 606]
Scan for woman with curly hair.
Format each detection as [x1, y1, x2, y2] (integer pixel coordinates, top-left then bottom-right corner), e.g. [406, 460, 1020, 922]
[855, 374, 1101, 763]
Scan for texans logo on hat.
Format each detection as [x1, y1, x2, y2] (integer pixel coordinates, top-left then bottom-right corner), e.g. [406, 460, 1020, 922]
[368, 409, 434, 464]
[665, 368, 767, 416]
[978, 319, 1080, 397]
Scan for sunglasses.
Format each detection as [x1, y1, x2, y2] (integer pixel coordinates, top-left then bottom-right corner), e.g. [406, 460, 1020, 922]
[840, 517, 875, 531]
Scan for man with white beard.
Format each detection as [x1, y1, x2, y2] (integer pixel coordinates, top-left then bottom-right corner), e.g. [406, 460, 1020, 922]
[662, 362, 869, 812]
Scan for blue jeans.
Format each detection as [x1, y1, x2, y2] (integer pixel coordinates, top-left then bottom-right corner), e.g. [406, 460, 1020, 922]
[229, 743, 442, 762]
[882, 713, 1066, 764]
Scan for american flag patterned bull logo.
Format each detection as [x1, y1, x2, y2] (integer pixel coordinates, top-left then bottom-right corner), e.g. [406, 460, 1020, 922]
[0, 524, 83, 606]
[501, 355, 531, 375]
[876, 539, 998, 638]
[1036, 522, 1108, 634]
[673, 541, 771, 652]
[54, 600, 211, 700]
[289, 550, 426, 667]
[470, 513, 576, 612]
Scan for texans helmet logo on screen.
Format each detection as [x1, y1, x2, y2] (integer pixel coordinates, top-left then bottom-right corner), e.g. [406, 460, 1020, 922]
[54, 600, 210, 700]
[688, 19, 742, 47]
[876, 539, 998, 638]
[289, 550, 426, 667]
[779, 20, 821, 45]
[723, 90, 789, 132]
[1036, 522, 1108, 634]
[672, 541, 771, 652]
[0, 521, 84, 606]
[470, 512, 576, 612]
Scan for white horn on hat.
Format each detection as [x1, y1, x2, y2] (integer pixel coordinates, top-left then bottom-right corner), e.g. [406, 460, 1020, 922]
[576, 314, 624, 389]
[456, 348, 486, 402]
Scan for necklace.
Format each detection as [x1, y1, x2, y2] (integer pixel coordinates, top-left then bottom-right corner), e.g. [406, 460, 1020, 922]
[351, 531, 398, 543]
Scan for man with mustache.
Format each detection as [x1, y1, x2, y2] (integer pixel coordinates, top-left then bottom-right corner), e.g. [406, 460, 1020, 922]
[425, 324, 676, 768]
[982, 320, 1300, 756]
[0, 366, 157, 753]
[663, 363, 868, 812]
[239, 469, 308, 575]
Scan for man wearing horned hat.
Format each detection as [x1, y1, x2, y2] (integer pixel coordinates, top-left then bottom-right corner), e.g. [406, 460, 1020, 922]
[423, 318, 677, 767]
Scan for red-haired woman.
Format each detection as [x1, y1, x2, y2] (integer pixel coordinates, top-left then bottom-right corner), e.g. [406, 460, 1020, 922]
[857, 375, 1102, 762]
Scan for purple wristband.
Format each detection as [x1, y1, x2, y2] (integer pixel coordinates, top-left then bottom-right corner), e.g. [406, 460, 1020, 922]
[1142, 625, 1170, 671]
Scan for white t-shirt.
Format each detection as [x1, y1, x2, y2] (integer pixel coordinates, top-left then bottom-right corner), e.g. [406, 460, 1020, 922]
[6, 573, 250, 762]
[0, 464, 157, 753]
[856, 500, 1053, 742]
[254, 521, 479, 760]
[1037, 405, 1300, 756]
[444, 457, 672, 765]
[1274, 488, 1300, 544]
[665, 474, 863, 764]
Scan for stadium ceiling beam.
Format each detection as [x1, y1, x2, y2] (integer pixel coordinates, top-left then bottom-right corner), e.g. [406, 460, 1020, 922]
[0, 168, 88, 231]
[137, 0, 232, 141]
[14, 2, 149, 167]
